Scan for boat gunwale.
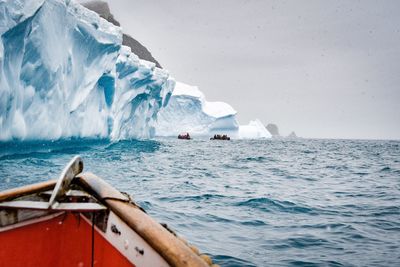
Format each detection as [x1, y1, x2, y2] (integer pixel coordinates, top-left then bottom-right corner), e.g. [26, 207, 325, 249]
[0, 179, 57, 202]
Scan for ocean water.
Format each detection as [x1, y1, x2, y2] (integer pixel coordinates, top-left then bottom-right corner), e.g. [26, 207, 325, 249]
[0, 138, 399, 266]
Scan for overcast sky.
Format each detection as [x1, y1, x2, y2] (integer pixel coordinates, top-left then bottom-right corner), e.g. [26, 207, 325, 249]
[106, 0, 400, 139]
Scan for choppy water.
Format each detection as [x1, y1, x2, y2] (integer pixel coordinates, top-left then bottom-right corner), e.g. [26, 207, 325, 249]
[1, 138, 399, 266]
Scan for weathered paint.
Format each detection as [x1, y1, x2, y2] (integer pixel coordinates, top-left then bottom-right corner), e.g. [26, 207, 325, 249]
[0, 212, 134, 267]
[83, 211, 169, 267]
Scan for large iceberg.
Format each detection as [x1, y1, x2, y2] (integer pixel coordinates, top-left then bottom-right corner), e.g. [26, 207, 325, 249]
[154, 82, 271, 139]
[0, 0, 174, 141]
[0, 0, 270, 141]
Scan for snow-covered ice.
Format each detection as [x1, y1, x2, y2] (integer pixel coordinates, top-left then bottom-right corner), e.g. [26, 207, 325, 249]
[238, 119, 272, 139]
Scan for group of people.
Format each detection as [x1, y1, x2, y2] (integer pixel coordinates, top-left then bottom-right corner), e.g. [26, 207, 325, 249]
[177, 133, 231, 140]
[210, 134, 230, 140]
[178, 132, 191, 140]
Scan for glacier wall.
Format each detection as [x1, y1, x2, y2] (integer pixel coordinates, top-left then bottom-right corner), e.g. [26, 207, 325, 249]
[0, 0, 174, 141]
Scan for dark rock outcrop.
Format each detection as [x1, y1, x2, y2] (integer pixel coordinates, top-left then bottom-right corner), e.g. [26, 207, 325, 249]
[82, 0, 162, 68]
[266, 123, 280, 137]
[82, 0, 121, 26]
[121, 34, 162, 68]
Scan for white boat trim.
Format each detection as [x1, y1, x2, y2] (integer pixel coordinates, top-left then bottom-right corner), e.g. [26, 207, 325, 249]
[0, 201, 106, 211]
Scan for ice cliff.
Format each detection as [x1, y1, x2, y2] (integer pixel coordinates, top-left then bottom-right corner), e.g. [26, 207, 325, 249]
[0, 0, 270, 141]
[0, 0, 174, 141]
[83, 1, 270, 139]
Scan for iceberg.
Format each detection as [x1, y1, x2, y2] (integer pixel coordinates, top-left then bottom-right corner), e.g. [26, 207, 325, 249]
[238, 119, 272, 139]
[0, 0, 270, 141]
[0, 0, 174, 141]
[154, 82, 271, 139]
[155, 82, 239, 136]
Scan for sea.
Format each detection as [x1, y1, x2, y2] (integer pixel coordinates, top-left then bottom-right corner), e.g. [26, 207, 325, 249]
[0, 138, 399, 266]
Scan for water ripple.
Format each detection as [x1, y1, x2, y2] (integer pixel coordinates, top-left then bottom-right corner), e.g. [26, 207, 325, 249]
[236, 197, 316, 214]
[1, 138, 399, 266]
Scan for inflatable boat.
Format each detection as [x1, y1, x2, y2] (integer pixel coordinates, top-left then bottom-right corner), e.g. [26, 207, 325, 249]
[210, 134, 230, 140]
[178, 133, 191, 140]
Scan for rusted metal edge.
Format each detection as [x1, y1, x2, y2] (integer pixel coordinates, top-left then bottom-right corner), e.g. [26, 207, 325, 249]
[0, 180, 57, 202]
[76, 172, 208, 267]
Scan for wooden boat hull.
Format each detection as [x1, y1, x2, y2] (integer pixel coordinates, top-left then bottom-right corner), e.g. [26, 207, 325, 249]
[0, 171, 212, 267]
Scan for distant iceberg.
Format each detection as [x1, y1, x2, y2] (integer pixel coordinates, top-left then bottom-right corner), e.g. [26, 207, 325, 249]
[154, 82, 271, 139]
[238, 119, 271, 139]
[155, 82, 238, 136]
[0, 0, 173, 141]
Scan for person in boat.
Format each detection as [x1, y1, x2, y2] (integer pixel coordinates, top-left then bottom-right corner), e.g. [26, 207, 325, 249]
[178, 132, 191, 139]
[211, 134, 230, 140]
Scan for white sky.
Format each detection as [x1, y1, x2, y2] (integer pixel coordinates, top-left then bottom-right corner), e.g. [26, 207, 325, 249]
[105, 0, 400, 139]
